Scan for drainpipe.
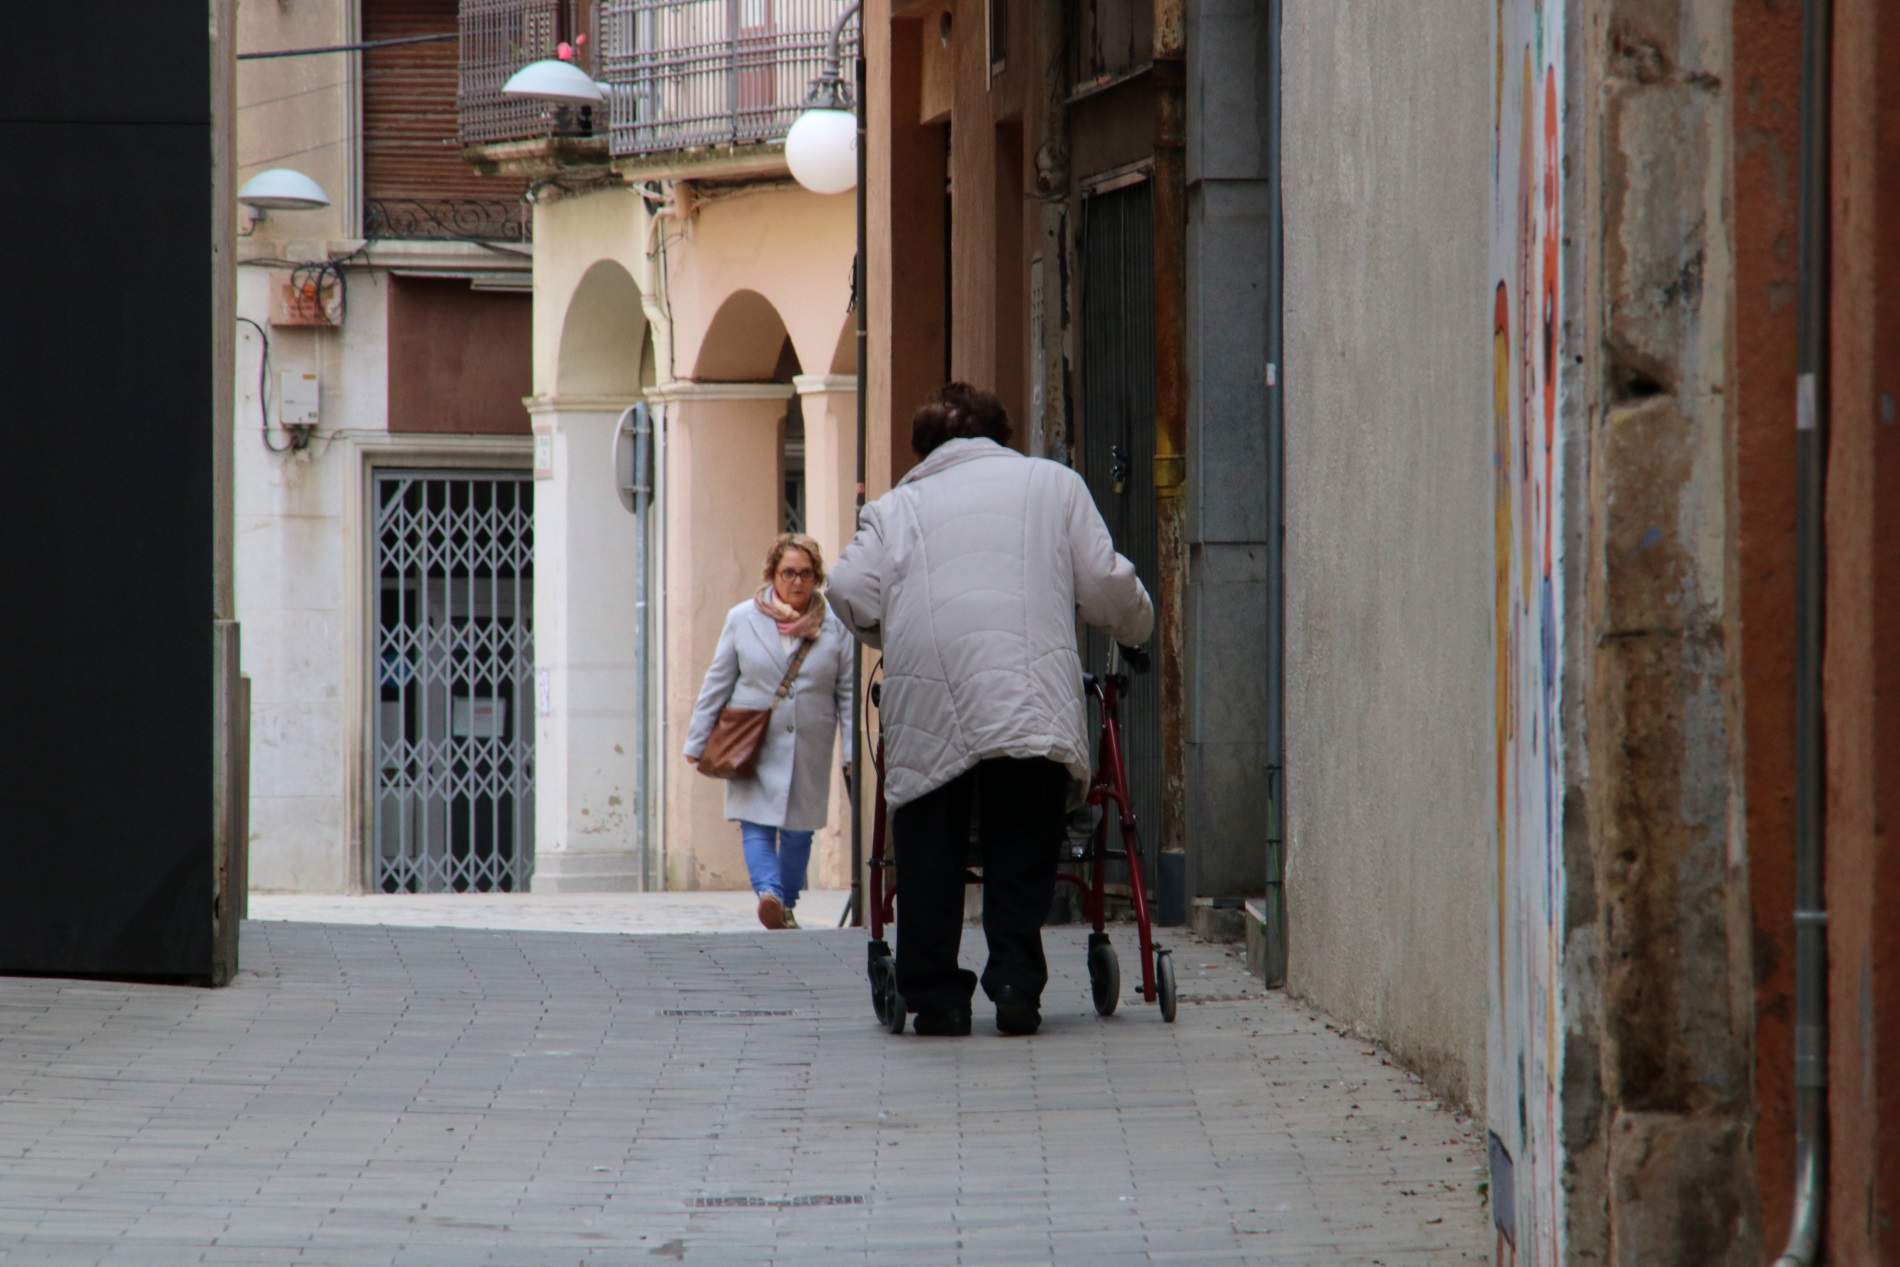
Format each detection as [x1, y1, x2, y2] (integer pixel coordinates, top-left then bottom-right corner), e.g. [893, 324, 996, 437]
[790, 0, 865, 924]
[849, 40, 867, 927]
[1775, 0, 1831, 1261]
[631, 403, 655, 892]
[655, 405, 671, 888]
[1261, 0, 1287, 988]
[1153, 0, 1191, 924]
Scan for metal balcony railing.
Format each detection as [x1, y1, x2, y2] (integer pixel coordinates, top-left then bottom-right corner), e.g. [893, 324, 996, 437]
[600, 0, 857, 159]
[364, 198, 533, 243]
[459, 0, 586, 146]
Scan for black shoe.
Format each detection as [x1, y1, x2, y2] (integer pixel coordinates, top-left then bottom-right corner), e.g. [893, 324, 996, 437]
[912, 1006, 972, 1037]
[993, 986, 1041, 1036]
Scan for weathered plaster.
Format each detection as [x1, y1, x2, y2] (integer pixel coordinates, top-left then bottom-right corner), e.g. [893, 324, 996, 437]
[1279, 0, 1493, 1113]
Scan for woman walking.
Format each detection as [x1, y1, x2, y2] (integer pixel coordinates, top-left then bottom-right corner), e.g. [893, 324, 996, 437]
[684, 533, 855, 929]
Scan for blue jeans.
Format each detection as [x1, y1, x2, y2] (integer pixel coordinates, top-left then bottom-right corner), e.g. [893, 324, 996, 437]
[740, 821, 814, 908]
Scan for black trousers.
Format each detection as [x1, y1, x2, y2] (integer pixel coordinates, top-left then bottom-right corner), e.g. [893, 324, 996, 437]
[892, 756, 1067, 1013]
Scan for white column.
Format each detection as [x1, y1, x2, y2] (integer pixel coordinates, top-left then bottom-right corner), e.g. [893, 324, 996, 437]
[792, 373, 860, 888]
[528, 395, 645, 891]
[792, 374, 859, 566]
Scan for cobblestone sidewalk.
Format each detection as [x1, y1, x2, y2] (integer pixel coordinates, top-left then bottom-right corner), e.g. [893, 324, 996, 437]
[0, 918, 1490, 1265]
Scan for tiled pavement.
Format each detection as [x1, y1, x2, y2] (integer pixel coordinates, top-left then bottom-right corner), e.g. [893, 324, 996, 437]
[0, 912, 1490, 1265]
[244, 892, 857, 937]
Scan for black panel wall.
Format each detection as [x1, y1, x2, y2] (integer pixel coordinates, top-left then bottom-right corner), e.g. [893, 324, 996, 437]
[1, 11, 219, 979]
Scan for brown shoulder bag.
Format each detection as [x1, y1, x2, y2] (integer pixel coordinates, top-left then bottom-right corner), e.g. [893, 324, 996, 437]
[696, 638, 816, 780]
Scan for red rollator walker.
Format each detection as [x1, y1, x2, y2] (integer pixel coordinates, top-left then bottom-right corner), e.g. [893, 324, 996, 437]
[863, 643, 1178, 1032]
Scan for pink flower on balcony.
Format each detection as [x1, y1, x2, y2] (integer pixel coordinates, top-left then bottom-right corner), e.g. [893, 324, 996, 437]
[556, 42, 574, 61]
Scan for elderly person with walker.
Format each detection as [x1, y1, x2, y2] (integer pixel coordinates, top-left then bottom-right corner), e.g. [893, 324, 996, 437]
[829, 382, 1153, 1036]
[684, 532, 855, 930]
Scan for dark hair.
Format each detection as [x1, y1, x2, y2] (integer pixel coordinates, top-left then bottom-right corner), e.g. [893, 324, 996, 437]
[910, 381, 1013, 458]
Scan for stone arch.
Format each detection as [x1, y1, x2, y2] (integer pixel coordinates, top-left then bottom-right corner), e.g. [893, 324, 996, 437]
[828, 313, 857, 376]
[556, 260, 646, 397]
[691, 289, 796, 383]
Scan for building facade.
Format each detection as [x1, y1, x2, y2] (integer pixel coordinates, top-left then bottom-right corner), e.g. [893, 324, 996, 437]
[491, 0, 862, 894]
[870, 1, 1900, 1262]
[862, 0, 1280, 933]
[1276, 1, 1900, 1262]
[236, 0, 862, 897]
[236, 0, 539, 895]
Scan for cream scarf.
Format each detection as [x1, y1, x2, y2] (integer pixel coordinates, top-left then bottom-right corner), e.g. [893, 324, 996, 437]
[755, 585, 826, 643]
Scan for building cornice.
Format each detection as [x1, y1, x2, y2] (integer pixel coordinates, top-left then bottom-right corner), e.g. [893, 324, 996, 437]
[524, 394, 645, 417]
[363, 239, 532, 272]
[336, 430, 534, 456]
[463, 136, 614, 182]
[646, 381, 792, 404]
[792, 374, 858, 396]
[613, 144, 790, 185]
[239, 238, 535, 274]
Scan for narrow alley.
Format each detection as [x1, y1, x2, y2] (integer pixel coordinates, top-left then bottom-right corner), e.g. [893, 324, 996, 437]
[0, 913, 1488, 1265]
[12, 0, 1898, 1262]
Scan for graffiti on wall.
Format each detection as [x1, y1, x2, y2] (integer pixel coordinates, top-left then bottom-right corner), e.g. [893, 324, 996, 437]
[1489, 0, 1565, 1263]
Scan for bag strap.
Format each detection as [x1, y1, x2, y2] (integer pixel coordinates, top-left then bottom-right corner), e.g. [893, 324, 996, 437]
[772, 638, 817, 701]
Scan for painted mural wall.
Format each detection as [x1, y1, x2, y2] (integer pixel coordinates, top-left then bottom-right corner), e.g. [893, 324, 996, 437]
[1488, 0, 1566, 1261]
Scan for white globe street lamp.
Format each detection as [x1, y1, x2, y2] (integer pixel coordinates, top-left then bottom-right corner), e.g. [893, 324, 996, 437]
[786, 106, 857, 195]
[786, 1, 862, 197]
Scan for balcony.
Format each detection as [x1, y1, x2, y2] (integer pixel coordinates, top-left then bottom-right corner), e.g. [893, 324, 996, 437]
[460, 0, 854, 181]
[460, 0, 587, 145]
[601, 1, 855, 163]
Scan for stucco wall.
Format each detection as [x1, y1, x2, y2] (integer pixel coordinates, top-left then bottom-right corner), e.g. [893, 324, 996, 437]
[235, 265, 392, 893]
[526, 189, 654, 893]
[235, 257, 534, 896]
[236, 1, 351, 243]
[1280, 1, 1493, 1109]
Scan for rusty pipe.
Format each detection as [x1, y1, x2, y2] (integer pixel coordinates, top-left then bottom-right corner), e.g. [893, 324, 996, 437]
[1774, 0, 1831, 1261]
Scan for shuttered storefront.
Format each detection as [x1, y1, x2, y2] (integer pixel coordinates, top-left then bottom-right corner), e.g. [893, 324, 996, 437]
[363, 0, 533, 239]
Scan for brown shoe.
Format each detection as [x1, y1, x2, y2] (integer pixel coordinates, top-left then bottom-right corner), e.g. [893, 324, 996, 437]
[781, 908, 799, 930]
[756, 892, 785, 930]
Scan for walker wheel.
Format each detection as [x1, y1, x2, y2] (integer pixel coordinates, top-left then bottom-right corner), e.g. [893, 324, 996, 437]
[1087, 933, 1120, 1017]
[1155, 947, 1178, 1024]
[870, 950, 905, 1034]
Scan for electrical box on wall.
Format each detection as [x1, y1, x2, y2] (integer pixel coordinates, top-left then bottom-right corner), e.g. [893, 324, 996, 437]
[279, 372, 320, 425]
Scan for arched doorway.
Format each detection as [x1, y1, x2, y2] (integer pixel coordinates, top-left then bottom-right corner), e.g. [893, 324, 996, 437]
[558, 260, 648, 397]
[528, 258, 657, 892]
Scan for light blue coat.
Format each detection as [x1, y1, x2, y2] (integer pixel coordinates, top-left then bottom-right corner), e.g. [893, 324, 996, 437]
[683, 599, 857, 831]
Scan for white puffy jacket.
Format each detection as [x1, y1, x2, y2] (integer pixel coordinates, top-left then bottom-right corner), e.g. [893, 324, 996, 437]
[828, 438, 1154, 809]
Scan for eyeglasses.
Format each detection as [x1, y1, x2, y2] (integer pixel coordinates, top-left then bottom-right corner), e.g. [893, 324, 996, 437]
[777, 567, 816, 582]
